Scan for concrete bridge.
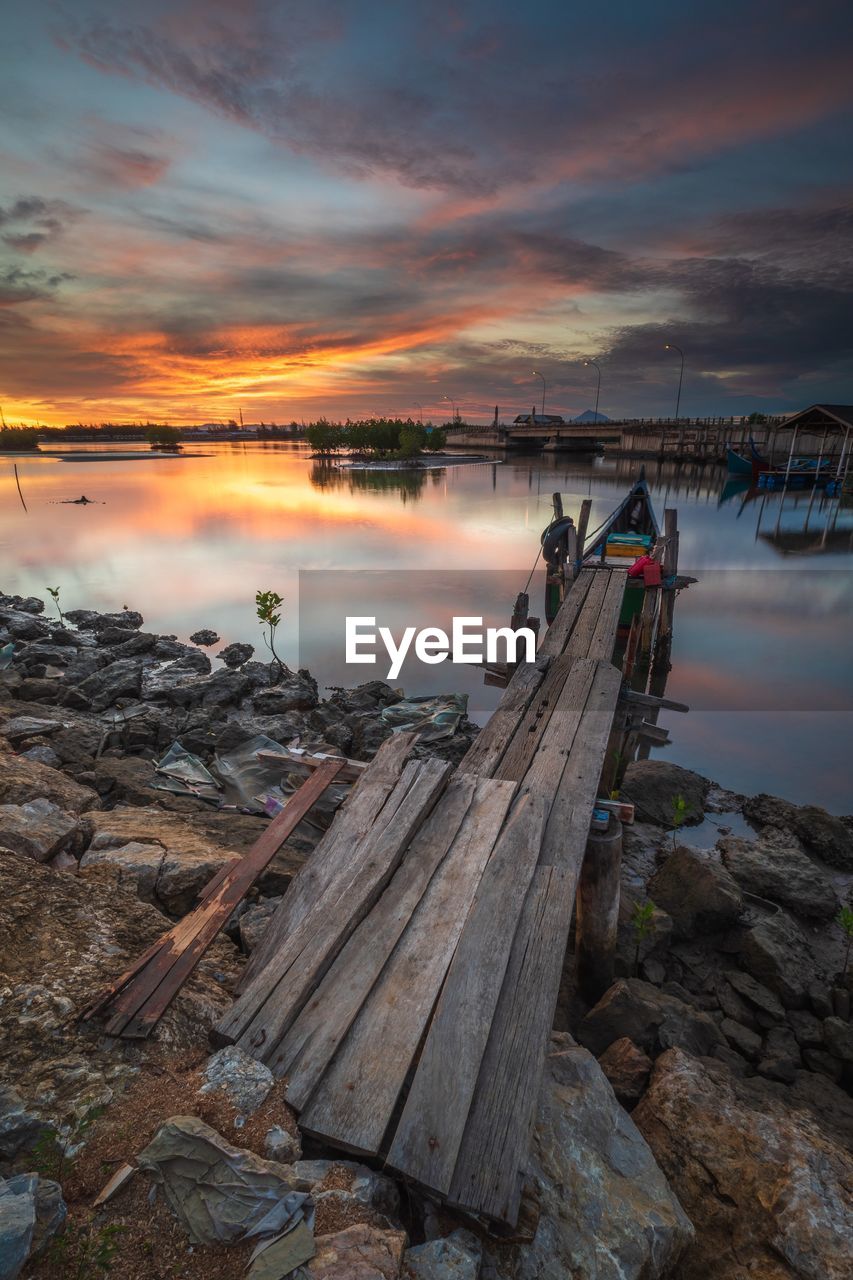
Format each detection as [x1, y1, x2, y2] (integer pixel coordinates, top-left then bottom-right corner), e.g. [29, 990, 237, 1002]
[445, 415, 839, 464]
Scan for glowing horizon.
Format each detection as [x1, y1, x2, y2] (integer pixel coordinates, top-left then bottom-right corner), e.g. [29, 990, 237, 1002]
[2, 1, 852, 427]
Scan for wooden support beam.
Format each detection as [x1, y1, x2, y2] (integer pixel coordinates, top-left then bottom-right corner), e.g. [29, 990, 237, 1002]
[575, 814, 622, 1005]
[81, 758, 345, 1039]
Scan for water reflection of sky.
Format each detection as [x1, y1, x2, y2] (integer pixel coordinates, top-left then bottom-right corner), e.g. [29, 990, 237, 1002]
[3, 443, 851, 812]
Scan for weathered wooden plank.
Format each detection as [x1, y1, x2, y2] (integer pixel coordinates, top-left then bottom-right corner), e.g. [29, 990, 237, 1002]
[507, 657, 598, 799]
[82, 759, 344, 1035]
[272, 773, 479, 1101]
[587, 568, 627, 661]
[447, 864, 575, 1225]
[297, 776, 516, 1153]
[536, 568, 596, 657]
[560, 568, 612, 659]
[539, 661, 623, 867]
[240, 731, 417, 986]
[216, 756, 451, 1052]
[256, 746, 367, 783]
[386, 793, 549, 1193]
[458, 657, 550, 778]
[495, 653, 578, 783]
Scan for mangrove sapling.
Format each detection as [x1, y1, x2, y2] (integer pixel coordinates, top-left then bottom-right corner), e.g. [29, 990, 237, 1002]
[48, 1221, 125, 1279]
[33, 1105, 104, 1184]
[256, 588, 286, 680]
[46, 584, 65, 627]
[670, 792, 692, 851]
[838, 904, 853, 976]
[631, 899, 656, 976]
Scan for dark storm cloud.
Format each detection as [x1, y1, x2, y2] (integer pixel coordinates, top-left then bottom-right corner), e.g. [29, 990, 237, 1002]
[56, 1, 853, 195]
[0, 195, 81, 252]
[0, 266, 71, 305]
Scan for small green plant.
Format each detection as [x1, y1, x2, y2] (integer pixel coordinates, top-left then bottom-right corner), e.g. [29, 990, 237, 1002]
[670, 792, 692, 850]
[255, 588, 286, 679]
[46, 584, 65, 626]
[632, 899, 656, 975]
[32, 1106, 105, 1183]
[48, 1221, 125, 1278]
[838, 905, 853, 975]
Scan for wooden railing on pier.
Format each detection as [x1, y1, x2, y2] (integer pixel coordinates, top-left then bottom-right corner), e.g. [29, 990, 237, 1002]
[213, 567, 631, 1228]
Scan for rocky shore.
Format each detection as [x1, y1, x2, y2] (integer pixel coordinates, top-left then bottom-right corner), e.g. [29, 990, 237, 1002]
[1, 591, 852, 1279]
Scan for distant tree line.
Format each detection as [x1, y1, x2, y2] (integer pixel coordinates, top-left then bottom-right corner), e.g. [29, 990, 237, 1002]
[305, 417, 447, 459]
[0, 426, 39, 451]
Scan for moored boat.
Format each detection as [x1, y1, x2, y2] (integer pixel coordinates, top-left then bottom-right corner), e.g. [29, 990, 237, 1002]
[540, 471, 662, 623]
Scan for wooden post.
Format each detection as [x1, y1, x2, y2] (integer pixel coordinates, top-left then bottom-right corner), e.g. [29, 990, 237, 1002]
[575, 814, 622, 1005]
[576, 498, 592, 571]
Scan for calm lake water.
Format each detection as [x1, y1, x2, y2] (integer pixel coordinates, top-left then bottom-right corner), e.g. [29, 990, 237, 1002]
[3, 442, 852, 812]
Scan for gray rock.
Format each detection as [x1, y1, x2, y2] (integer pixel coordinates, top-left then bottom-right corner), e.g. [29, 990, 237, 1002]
[75, 658, 144, 712]
[189, 629, 220, 646]
[0, 595, 44, 614]
[0, 1086, 48, 1160]
[239, 899, 280, 954]
[597, 1037, 653, 1105]
[742, 793, 853, 871]
[578, 979, 725, 1059]
[218, 641, 255, 668]
[719, 836, 840, 921]
[252, 673, 318, 714]
[633, 1047, 853, 1280]
[65, 608, 144, 632]
[0, 753, 99, 812]
[723, 969, 785, 1021]
[648, 846, 743, 938]
[809, 983, 835, 1020]
[823, 1017, 853, 1066]
[0, 716, 63, 743]
[20, 744, 62, 769]
[0, 1173, 36, 1280]
[804, 1048, 843, 1082]
[483, 1035, 693, 1280]
[738, 912, 817, 1008]
[620, 760, 709, 828]
[788, 1009, 824, 1048]
[714, 980, 758, 1029]
[79, 841, 166, 903]
[29, 1178, 66, 1260]
[0, 798, 79, 862]
[200, 1046, 274, 1116]
[264, 1124, 302, 1164]
[404, 1230, 482, 1280]
[720, 1017, 762, 1061]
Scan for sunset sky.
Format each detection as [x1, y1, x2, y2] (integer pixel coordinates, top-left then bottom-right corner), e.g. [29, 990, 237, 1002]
[1, 0, 852, 425]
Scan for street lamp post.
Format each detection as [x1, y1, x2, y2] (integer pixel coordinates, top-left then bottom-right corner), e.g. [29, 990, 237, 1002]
[443, 394, 457, 422]
[584, 360, 602, 421]
[414, 402, 423, 424]
[532, 371, 546, 416]
[664, 343, 684, 421]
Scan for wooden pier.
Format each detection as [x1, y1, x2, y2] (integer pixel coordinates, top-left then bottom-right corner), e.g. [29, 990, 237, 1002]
[211, 557, 682, 1227]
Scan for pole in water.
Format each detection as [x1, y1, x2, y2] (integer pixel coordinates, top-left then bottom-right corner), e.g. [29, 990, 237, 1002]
[14, 464, 27, 512]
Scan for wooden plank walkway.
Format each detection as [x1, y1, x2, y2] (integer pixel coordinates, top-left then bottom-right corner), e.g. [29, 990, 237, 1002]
[213, 566, 628, 1226]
